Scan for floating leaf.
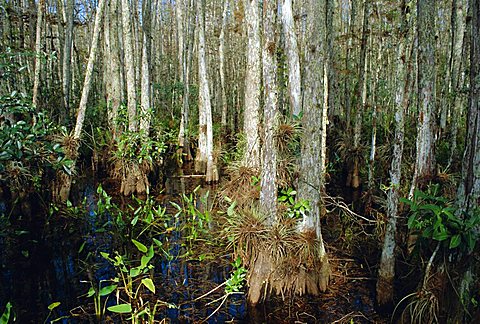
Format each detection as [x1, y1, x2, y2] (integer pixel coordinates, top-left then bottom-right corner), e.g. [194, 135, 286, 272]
[142, 278, 155, 293]
[107, 303, 132, 313]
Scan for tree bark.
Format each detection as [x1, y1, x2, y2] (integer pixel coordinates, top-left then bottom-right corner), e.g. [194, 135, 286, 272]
[140, 0, 152, 134]
[409, 0, 437, 198]
[243, 0, 261, 169]
[377, 31, 411, 307]
[281, 0, 301, 117]
[56, 0, 106, 201]
[219, 0, 230, 128]
[297, 0, 330, 293]
[62, 0, 74, 118]
[260, 0, 278, 225]
[195, 0, 218, 183]
[32, 0, 45, 108]
[122, 0, 137, 132]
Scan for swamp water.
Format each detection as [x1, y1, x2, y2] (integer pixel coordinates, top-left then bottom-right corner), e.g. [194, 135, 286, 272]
[0, 168, 247, 323]
[1, 166, 384, 323]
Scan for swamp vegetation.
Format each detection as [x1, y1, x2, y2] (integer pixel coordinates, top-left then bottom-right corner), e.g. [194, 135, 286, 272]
[1, 0, 480, 323]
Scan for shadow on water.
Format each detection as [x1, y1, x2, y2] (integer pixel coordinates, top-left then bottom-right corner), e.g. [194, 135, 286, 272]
[0, 166, 247, 323]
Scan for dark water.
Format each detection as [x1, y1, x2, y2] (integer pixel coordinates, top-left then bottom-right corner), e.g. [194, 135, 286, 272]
[0, 170, 247, 323]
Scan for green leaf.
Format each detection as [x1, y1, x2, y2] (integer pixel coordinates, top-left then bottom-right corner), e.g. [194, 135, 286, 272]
[141, 278, 155, 293]
[449, 234, 461, 249]
[227, 201, 237, 217]
[99, 285, 117, 296]
[130, 267, 141, 278]
[433, 230, 449, 241]
[152, 238, 163, 247]
[48, 302, 61, 311]
[87, 287, 96, 297]
[0, 302, 12, 324]
[132, 239, 148, 253]
[107, 304, 132, 314]
[131, 215, 139, 226]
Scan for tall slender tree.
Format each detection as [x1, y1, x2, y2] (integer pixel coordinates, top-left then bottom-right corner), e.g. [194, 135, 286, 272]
[122, 0, 137, 132]
[296, 0, 330, 294]
[243, 0, 261, 169]
[195, 0, 218, 183]
[32, 0, 45, 107]
[56, 0, 106, 201]
[410, 0, 437, 197]
[281, 0, 301, 117]
[377, 5, 411, 304]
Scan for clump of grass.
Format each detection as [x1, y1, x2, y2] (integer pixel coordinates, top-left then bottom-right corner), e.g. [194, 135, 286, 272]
[221, 163, 260, 206]
[224, 204, 330, 299]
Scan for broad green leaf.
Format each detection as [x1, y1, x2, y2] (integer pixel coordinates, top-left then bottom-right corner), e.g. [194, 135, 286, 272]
[130, 267, 141, 278]
[107, 304, 132, 313]
[141, 278, 155, 293]
[433, 230, 449, 241]
[449, 234, 461, 249]
[99, 285, 117, 296]
[132, 239, 148, 253]
[48, 302, 61, 311]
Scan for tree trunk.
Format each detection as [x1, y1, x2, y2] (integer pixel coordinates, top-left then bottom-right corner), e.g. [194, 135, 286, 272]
[409, 0, 436, 198]
[195, 0, 218, 183]
[177, 0, 186, 150]
[106, 0, 122, 136]
[55, 0, 106, 202]
[219, 0, 230, 128]
[62, 0, 74, 119]
[243, 0, 261, 169]
[377, 27, 411, 306]
[281, 0, 301, 117]
[32, 0, 45, 108]
[351, 0, 369, 189]
[297, 0, 330, 294]
[122, 0, 137, 132]
[451, 1, 480, 318]
[140, 0, 152, 134]
[259, 0, 278, 225]
[448, 0, 467, 167]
